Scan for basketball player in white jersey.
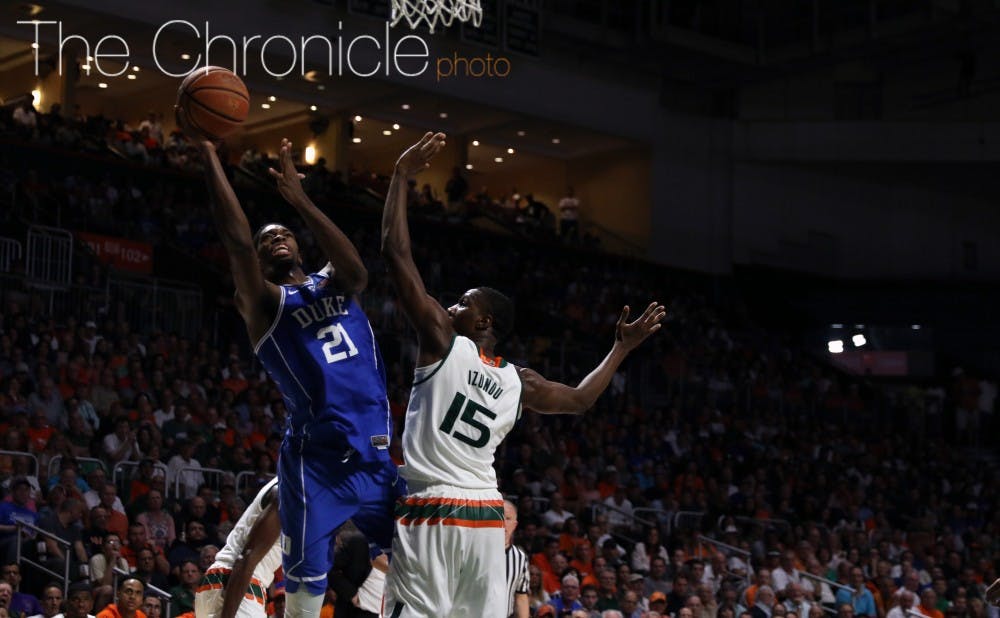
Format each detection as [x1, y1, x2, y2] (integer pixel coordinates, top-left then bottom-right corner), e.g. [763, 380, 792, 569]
[380, 132, 665, 617]
[194, 478, 281, 618]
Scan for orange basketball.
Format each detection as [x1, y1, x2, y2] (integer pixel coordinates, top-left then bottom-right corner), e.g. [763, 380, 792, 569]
[176, 66, 249, 140]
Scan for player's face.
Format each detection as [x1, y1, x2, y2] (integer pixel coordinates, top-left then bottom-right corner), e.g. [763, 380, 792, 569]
[447, 289, 484, 337]
[503, 503, 518, 547]
[256, 225, 300, 267]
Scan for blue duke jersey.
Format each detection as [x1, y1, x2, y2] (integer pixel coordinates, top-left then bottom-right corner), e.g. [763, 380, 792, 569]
[254, 268, 391, 461]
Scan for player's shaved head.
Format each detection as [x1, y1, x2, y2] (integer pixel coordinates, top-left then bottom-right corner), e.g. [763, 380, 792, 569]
[476, 286, 513, 338]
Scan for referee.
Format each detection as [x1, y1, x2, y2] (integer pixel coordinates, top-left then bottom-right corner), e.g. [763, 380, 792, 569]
[504, 500, 530, 618]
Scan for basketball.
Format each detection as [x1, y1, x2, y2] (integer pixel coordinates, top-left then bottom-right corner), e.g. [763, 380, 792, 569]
[176, 66, 249, 140]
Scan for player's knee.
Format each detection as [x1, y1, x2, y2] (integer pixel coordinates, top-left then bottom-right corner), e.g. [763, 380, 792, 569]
[284, 589, 324, 618]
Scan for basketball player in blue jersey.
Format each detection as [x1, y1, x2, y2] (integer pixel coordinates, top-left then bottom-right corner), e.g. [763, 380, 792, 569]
[380, 132, 665, 617]
[183, 112, 399, 618]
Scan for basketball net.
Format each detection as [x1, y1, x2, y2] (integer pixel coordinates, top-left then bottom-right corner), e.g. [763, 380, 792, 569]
[390, 0, 483, 33]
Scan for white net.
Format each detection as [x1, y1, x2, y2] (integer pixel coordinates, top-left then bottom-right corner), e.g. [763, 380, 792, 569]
[391, 0, 483, 33]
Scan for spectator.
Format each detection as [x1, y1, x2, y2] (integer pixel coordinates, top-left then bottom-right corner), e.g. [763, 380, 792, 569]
[548, 574, 584, 615]
[2, 564, 41, 618]
[131, 548, 168, 592]
[139, 597, 160, 618]
[542, 493, 573, 530]
[166, 442, 203, 500]
[750, 586, 775, 618]
[444, 166, 468, 214]
[134, 490, 173, 552]
[13, 102, 38, 131]
[558, 187, 580, 242]
[835, 568, 876, 618]
[167, 561, 199, 618]
[89, 533, 129, 611]
[631, 527, 669, 574]
[37, 498, 89, 576]
[82, 470, 124, 515]
[0, 479, 38, 563]
[103, 417, 141, 464]
[59, 582, 96, 618]
[120, 523, 169, 577]
[95, 578, 145, 618]
[97, 486, 128, 541]
[27, 583, 61, 618]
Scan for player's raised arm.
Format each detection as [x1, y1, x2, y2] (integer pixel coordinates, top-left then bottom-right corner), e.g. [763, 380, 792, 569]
[179, 108, 274, 328]
[218, 487, 281, 618]
[268, 138, 368, 294]
[381, 132, 452, 359]
[520, 302, 666, 414]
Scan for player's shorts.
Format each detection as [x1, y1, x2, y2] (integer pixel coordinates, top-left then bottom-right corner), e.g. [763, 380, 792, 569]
[279, 437, 402, 595]
[194, 567, 267, 618]
[382, 482, 505, 618]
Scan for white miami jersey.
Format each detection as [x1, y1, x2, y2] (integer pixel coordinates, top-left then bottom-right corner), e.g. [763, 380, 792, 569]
[212, 477, 282, 586]
[400, 335, 522, 490]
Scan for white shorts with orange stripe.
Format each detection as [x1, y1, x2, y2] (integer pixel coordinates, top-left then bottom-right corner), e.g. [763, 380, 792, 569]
[194, 567, 267, 618]
[382, 484, 505, 618]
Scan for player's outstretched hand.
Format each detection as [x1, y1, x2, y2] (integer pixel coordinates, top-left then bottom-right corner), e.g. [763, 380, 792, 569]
[614, 301, 666, 352]
[267, 138, 307, 203]
[987, 578, 1000, 606]
[396, 131, 447, 177]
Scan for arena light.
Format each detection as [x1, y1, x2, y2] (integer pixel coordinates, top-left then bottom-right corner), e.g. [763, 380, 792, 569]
[494, 157, 503, 163]
[831, 323, 843, 329]
[127, 74, 136, 80]
[401, 103, 410, 110]
[30, 43, 38, 49]
[439, 112, 448, 119]
[98, 82, 108, 89]
[911, 324, 922, 330]
[317, 85, 325, 91]
[268, 95, 276, 102]
[354, 115, 362, 122]
[352, 137, 362, 143]
[507, 148, 515, 154]
[132, 66, 140, 72]
[383, 129, 392, 136]
[261, 103, 271, 109]
[392, 123, 400, 130]
[472, 140, 480, 146]
[852, 334, 867, 347]
[465, 163, 473, 170]
[180, 53, 191, 60]
[309, 105, 317, 111]
[828, 340, 844, 354]
[30, 89, 40, 107]
[304, 145, 317, 165]
[517, 130, 526, 136]
[81, 64, 91, 72]
[551, 137, 561, 144]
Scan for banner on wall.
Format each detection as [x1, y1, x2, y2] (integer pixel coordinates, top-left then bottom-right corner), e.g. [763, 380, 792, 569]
[76, 231, 153, 274]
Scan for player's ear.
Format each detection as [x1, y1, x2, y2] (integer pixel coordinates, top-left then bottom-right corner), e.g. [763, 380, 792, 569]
[477, 314, 493, 332]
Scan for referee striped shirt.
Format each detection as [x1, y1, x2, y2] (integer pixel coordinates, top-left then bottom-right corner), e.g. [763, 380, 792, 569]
[505, 543, 530, 617]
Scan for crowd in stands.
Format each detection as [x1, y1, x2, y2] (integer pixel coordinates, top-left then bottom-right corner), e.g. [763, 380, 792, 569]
[0, 98, 998, 618]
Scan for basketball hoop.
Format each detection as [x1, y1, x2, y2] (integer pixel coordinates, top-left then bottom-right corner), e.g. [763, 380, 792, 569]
[391, 0, 483, 33]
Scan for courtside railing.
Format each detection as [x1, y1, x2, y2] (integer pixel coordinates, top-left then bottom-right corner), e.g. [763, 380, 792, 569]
[25, 225, 72, 285]
[0, 237, 21, 272]
[15, 521, 73, 597]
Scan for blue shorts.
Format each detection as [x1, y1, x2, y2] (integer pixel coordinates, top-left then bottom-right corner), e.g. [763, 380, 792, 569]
[278, 438, 401, 595]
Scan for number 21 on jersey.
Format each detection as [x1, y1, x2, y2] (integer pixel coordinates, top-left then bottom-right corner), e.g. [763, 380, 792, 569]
[316, 324, 358, 363]
[438, 392, 496, 448]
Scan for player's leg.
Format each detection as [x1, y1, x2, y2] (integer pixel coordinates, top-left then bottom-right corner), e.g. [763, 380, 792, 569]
[193, 586, 223, 618]
[446, 495, 506, 618]
[279, 443, 358, 617]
